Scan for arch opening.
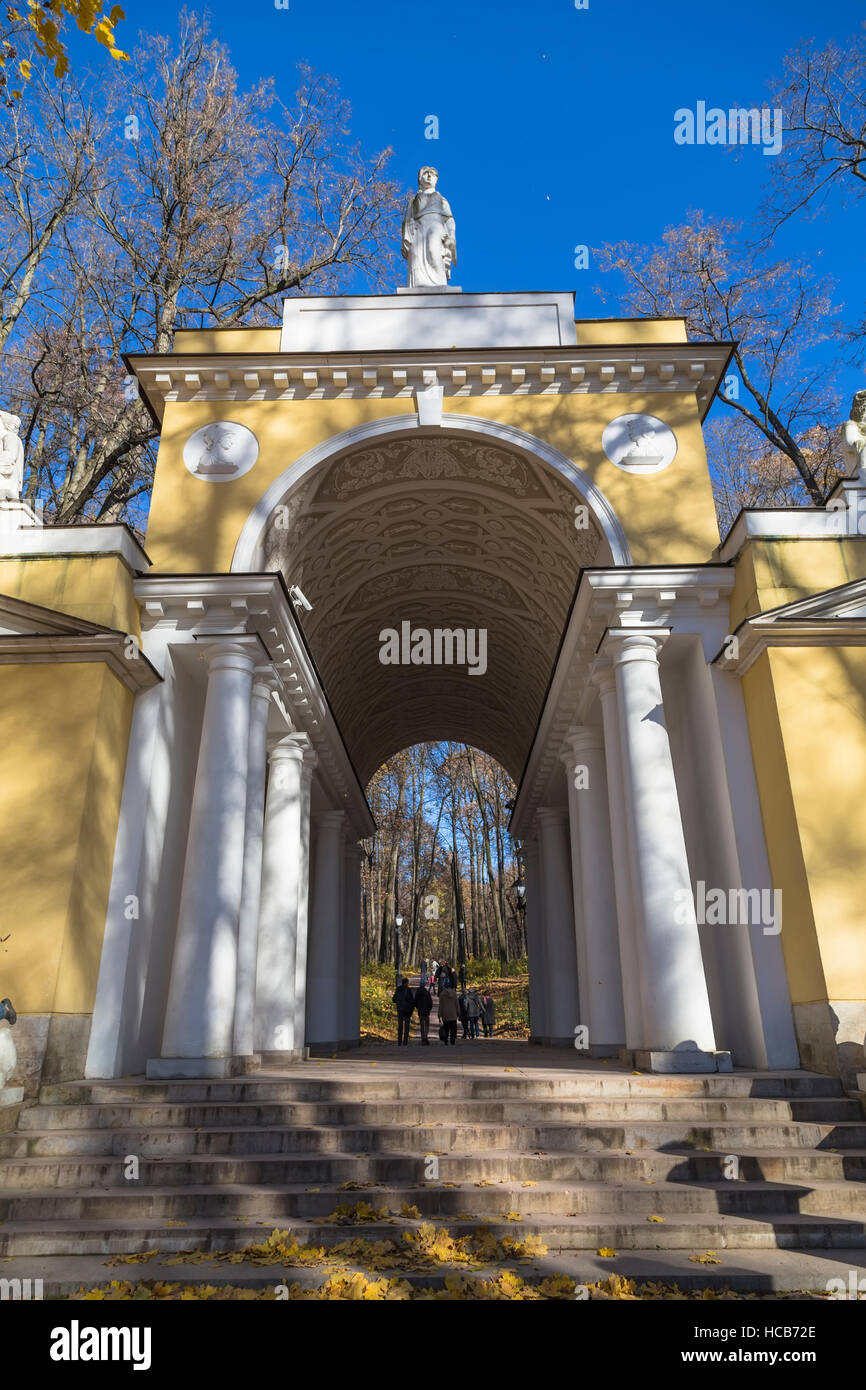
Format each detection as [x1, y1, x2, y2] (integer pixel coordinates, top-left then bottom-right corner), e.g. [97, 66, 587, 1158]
[233, 416, 627, 783]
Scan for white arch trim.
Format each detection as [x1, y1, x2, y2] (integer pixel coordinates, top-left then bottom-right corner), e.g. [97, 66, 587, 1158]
[230, 413, 632, 572]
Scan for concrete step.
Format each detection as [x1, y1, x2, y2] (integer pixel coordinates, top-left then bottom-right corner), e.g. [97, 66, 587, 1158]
[1, 1210, 864, 1257]
[4, 1137, 866, 1184]
[6, 1121, 865, 1176]
[9, 1246, 865, 1296]
[1, 1178, 865, 1222]
[37, 1071, 847, 1106]
[17, 1096, 861, 1131]
[2, 1127, 866, 1188]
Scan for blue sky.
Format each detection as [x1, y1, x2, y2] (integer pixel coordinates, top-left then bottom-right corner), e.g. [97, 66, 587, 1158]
[74, 0, 865, 403]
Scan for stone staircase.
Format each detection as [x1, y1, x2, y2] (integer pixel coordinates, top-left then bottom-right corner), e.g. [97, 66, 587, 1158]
[2, 1055, 866, 1292]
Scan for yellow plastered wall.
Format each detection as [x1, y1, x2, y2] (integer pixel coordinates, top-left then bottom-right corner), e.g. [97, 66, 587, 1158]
[737, 536, 866, 1010]
[746, 645, 866, 1006]
[0, 662, 133, 1014]
[145, 391, 720, 573]
[0, 554, 141, 635]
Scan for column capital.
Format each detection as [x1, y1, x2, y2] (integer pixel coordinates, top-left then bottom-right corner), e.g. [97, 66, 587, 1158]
[344, 840, 366, 864]
[268, 731, 317, 767]
[196, 636, 260, 674]
[251, 667, 281, 702]
[598, 627, 670, 667]
[537, 806, 568, 827]
[590, 656, 616, 697]
[566, 725, 604, 757]
[316, 809, 346, 832]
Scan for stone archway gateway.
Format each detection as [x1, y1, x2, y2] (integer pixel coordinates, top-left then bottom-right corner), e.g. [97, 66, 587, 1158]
[30, 270, 855, 1090]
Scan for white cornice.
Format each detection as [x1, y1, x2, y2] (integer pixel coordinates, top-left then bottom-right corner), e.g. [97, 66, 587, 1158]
[715, 577, 866, 675]
[133, 573, 374, 838]
[510, 565, 735, 838]
[127, 342, 732, 424]
[0, 524, 151, 574]
[0, 632, 160, 691]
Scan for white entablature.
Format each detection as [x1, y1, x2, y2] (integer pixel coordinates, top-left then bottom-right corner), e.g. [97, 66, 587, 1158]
[134, 572, 373, 841]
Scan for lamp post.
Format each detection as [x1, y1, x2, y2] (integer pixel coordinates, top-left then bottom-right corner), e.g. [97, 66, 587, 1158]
[458, 920, 466, 989]
[508, 876, 527, 958]
[394, 911, 403, 987]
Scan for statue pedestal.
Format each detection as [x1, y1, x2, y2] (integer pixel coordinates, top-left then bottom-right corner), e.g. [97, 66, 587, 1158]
[396, 285, 463, 295]
[0, 498, 43, 532]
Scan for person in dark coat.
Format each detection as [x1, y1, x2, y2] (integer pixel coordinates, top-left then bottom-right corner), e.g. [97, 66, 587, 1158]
[480, 991, 495, 1037]
[457, 988, 469, 1039]
[438, 984, 458, 1045]
[414, 982, 433, 1044]
[392, 978, 414, 1045]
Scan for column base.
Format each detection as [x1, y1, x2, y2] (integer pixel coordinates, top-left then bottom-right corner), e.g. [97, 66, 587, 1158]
[628, 1049, 733, 1074]
[229, 1054, 262, 1075]
[257, 1048, 308, 1066]
[146, 1057, 236, 1079]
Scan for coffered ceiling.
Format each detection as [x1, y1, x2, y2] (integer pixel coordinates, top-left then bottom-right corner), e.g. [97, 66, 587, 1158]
[259, 430, 602, 783]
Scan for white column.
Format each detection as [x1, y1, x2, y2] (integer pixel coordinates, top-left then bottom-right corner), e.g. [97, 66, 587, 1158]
[709, 665, 799, 1067]
[306, 810, 345, 1048]
[152, 639, 255, 1075]
[536, 807, 580, 1045]
[87, 682, 164, 1077]
[291, 746, 316, 1054]
[602, 630, 716, 1059]
[565, 726, 626, 1054]
[592, 662, 642, 1050]
[341, 841, 364, 1048]
[523, 838, 548, 1043]
[254, 732, 316, 1057]
[233, 676, 275, 1059]
[560, 754, 589, 1031]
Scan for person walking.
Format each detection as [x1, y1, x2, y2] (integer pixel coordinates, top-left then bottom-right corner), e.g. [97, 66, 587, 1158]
[438, 982, 458, 1045]
[458, 961, 467, 991]
[392, 977, 415, 1046]
[430, 959, 439, 994]
[414, 980, 433, 1044]
[466, 987, 482, 1040]
[480, 990, 495, 1038]
[419, 959, 428, 989]
[457, 987, 469, 1039]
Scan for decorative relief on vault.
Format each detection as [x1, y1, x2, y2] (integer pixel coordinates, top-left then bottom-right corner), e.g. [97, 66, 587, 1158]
[602, 413, 677, 475]
[326, 440, 532, 499]
[183, 421, 259, 481]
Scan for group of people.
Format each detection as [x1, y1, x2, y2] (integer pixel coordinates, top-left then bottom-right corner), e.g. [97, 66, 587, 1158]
[391, 959, 496, 1046]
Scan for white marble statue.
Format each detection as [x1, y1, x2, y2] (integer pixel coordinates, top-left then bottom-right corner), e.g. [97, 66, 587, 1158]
[0, 410, 24, 502]
[843, 391, 866, 480]
[401, 167, 457, 288]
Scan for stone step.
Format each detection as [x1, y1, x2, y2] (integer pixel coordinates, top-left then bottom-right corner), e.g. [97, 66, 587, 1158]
[17, 1096, 860, 1130]
[2, 1210, 864, 1257]
[8, 1246, 865, 1296]
[5, 1121, 865, 1174]
[1, 1178, 864, 1223]
[2, 1126, 866, 1188]
[3, 1136, 865, 1184]
[37, 1071, 847, 1106]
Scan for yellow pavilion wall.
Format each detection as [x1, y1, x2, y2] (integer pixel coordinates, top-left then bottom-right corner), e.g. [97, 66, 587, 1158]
[144, 391, 721, 574]
[737, 536, 866, 1083]
[0, 555, 137, 1094]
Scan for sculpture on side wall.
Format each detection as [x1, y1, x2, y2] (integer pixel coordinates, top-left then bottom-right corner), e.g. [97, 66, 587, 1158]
[401, 167, 457, 288]
[843, 391, 866, 480]
[0, 410, 25, 502]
